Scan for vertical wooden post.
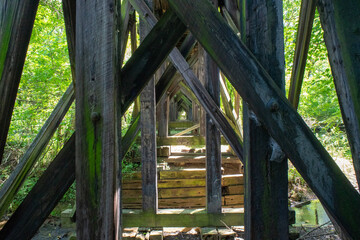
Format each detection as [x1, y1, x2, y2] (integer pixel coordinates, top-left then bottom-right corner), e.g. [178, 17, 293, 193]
[158, 94, 170, 137]
[317, 0, 360, 189]
[0, 0, 39, 162]
[243, 0, 288, 239]
[140, 0, 158, 213]
[197, 47, 207, 137]
[203, 0, 222, 213]
[75, 0, 121, 239]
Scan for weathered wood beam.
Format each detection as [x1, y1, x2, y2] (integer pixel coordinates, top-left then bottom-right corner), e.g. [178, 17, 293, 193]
[0, 136, 75, 240]
[168, 0, 360, 238]
[0, 0, 39, 162]
[243, 0, 288, 239]
[288, 0, 316, 109]
[0, 83, 74, 218]
[173, 124, 200, 137]
[62, 0, 76, 85]
[139, 0, 158, 213]
[317, 0, 360, 190]
[120, 8, 187, 112]
[75, 0, 121, 238]
[179, 81, 199, 105]
[132, 0, 244, 161]
[203, 2, 222, 212]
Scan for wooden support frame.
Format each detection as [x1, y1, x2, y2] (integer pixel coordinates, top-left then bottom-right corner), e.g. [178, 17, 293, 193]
[168, 0, 360, 238]
[0, 0, 40, 162]
[75, 0, 121, 238]
[131, 0, 244, 161]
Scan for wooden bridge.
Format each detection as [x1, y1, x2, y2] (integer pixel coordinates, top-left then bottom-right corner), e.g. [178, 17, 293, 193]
[1, 0, 360, 239]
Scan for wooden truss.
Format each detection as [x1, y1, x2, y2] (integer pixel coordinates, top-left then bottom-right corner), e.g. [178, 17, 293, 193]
[1, 0, 360, 239]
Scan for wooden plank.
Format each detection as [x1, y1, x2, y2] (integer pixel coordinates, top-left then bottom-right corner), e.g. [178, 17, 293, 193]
[201, 227, 218, 240]
[168, 121, 195, 129]
[75, 0, 121, 238]
[0, 0, 39, 162]
[243, 0, 289, 239]
[139, 3, 158, 212]
[159, 169, 206, 179]
[158, 179, 206, 188]
[123, 208, 244, 227]
[173, 124, 200, 136]
[0, 83, 74, 217]
[159, 187, 205, 198]
[288, 0, 316, 109]
[156, 136, 227, 146]
[130, 0, 244, 163]
[167, 1, 360, 238]
[317, 0, 360, 190]
[221, 175, 244, 186]
[0, 136, 75, 240]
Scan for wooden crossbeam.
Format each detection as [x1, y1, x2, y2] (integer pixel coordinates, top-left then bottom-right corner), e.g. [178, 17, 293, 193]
[0, 83, 74, 218]
[0, 0, 40, 162]
[173, 124, 200, 136]
[168, 0, 360, 238]
[317, 0, 360, 190]
[131, 0, 243, 161]
[288, 0, 316, 109]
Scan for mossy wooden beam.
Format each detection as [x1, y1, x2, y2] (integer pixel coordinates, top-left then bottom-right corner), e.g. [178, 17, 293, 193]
[131, 0, 243, 162]
[75, 0, 121, 238]
[123, 208, 244, 227]
[120, 8, 187, 111]
[0, 83, 74, 218]
[243, 0, 289, 238]
[0, 136, 75, 240]
[317, 0, 360, 191]
[157, 136, 227, 146]
[168, 121, 196, 129]
[288, 0, 316, 109]
[0, 0, 39, 162]
[168, 0, 360, 238]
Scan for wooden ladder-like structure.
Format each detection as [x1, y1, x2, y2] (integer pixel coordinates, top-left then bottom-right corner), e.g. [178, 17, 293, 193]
[1, 0, 360, 239]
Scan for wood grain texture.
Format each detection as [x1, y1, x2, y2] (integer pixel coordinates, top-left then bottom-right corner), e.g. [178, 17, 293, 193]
[139, 1, 158, 212]
[317, 0, 360, 191]
[243, 0, 289, 239]
[167, 0, 360, 238]
[0, 136, 75, 240]
[0, 0, 39, 162]
[75, 0, 120, 238]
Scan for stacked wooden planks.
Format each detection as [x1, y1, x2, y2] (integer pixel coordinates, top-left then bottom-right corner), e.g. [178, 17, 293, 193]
[122, 169, 244, 209]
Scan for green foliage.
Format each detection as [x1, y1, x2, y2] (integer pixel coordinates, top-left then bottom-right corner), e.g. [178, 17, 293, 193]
[284, 0, 350, 159]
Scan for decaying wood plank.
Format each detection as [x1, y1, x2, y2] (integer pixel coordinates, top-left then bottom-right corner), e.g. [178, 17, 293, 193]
[317, 0, 360, 190]
[75, 0, 121, 238]
[243, 0, 289, 239]
[131, 0, 243, 162]
[287, 0, 316, 109]
[0, 136, 75, 240]
[168, 0, 360, 238]
[0, 0, 40, 162]
[0, 84, 74, 218]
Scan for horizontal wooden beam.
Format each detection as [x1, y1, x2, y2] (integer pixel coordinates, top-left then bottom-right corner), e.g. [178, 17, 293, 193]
[156, 136, 228, 146]
[123, 208, 244, 227]
[168, 0, 360, 238]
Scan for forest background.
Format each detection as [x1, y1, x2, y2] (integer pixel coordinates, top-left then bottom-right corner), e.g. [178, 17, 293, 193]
[0, 0, 353, 215]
